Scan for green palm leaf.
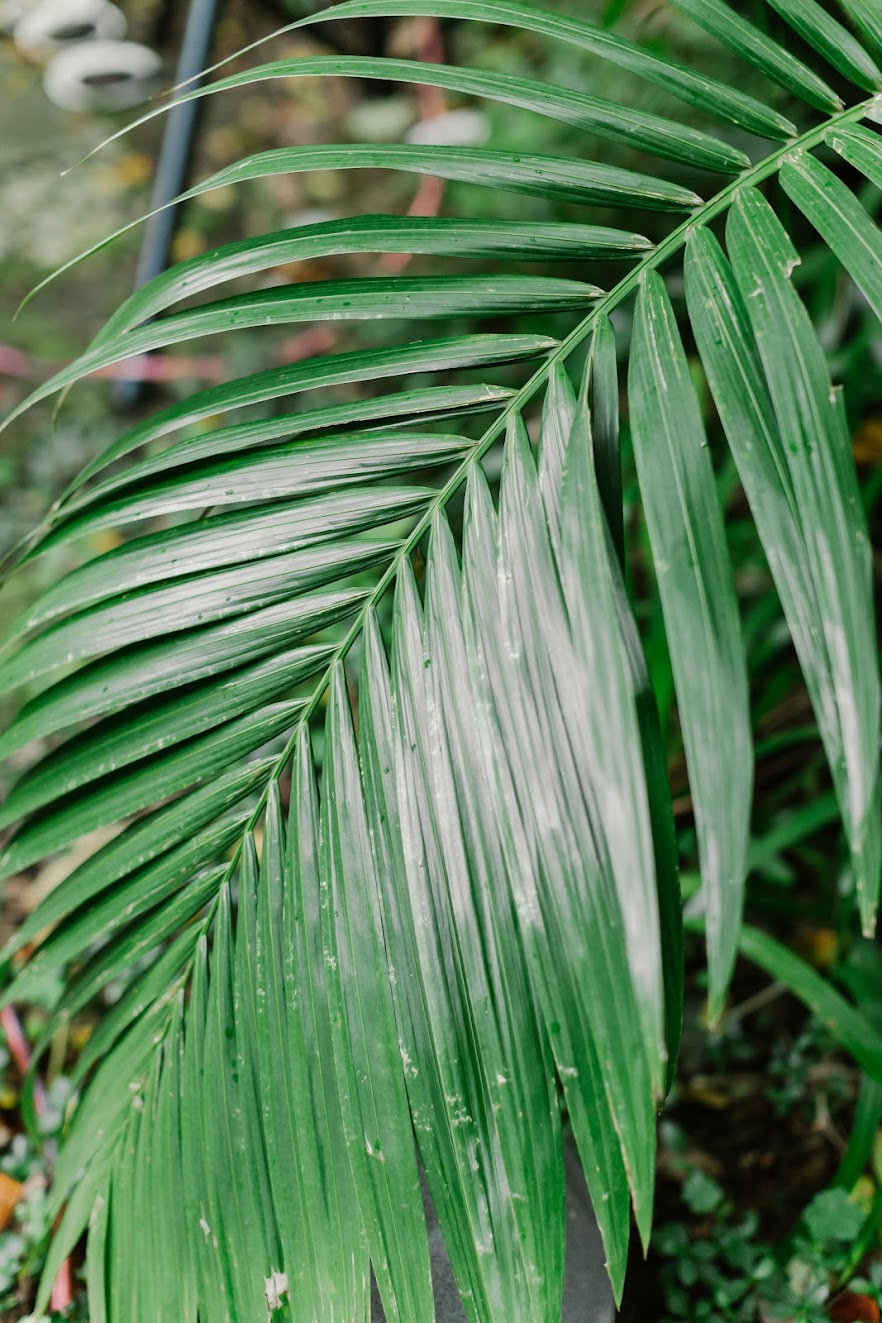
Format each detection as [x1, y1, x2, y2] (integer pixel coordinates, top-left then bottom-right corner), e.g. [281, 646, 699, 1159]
[629, 270, 752, 1021]
[764, 0, 882, 89]
[670, 0, 843, 110]
[2, 1, 882, 1317]
[47, 331, 543, 499]
[295, 0, 796, 138]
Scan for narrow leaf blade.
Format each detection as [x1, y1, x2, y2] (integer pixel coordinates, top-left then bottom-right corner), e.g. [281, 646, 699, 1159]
[629, 269, 752, 1019]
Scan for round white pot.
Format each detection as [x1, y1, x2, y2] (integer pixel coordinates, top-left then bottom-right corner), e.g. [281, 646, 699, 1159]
[13, 0, 126, 58]
[43, 37, 162, 113]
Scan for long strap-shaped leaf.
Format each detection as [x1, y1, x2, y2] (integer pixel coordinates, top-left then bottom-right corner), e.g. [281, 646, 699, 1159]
[422, 518, 566, 1320]
[203, 884, 281, 1322]
[34, 993, 179, 1313]
[62, 387, 509, 516]
[10, 277, 598, 423]
[0, 595, 355, 752]
[685, 224, 878, 936]
[558, 381, 669, 1093]
[725, 187, 881, 930]
[79, 55, 749, 177]
[551, 343, 683, 1085]
[0, 761, 266, 957]
[358, 612, 502, 1323]
[185, 141, 702, 211]
[781, 150, 882, 325]
[689, 172, 882, 923]
[762, 0, 882, 91]
[538, 356, 683, 1075]
[0, 649, 310, 813]
[0, 705, 290, 877]
[629, 270, 752, 1019]
[30, 430, 474, 547]
[829, 123, 882, 189]
[670, 0, 842, 112]
[466, 428, 657, 1281]
[1, 538, 389, 683]
[54, 333, 554, 493]
[322, 667, 435, 1323]
[38, 928, 201, 1092]
[151, 999, 198, 1323]
[12, 150, 698, 358]
[97, 216, 650, 341]
[16, 487, 430, 631]
[273, 759, 367, 1319]
[835, 0, 882, 55]
[293, 0, 795, 139]
[392, 558, 559, 1320]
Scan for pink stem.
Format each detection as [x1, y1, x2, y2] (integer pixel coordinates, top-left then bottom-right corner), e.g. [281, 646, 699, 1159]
[0, 344, 227, 383]
[0, 1006, 30, 1079]
[50, 1255, 73, 1312]
[1, 1006, 71, 1309]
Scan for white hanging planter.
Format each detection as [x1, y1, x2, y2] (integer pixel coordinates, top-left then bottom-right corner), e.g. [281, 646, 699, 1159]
[0, 0, 35, 36]
[13, 0, 126, 58]
[43, 37, 162, 112]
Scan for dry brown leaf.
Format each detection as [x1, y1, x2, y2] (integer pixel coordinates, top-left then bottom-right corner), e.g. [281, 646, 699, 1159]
[0, 1171, 23, 1231]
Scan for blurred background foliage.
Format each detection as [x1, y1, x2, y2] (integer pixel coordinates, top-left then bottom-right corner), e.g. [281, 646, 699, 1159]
[2, 0, 882, 1318]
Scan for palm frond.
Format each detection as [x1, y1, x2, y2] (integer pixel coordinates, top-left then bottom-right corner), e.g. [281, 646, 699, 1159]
[2, 1, 882, 1317]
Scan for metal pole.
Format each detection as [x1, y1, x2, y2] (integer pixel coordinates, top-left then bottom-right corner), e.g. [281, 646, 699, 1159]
[113, 0, 220, 410]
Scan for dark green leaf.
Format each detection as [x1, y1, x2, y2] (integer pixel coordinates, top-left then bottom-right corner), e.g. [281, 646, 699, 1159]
[16, 491, 427, 638]
[17, 278, 597, 422]
[66, 389, 508, 513]
[302, 0, 795, 138]
[41, 430, 474, 548]
[725, 187, 881, 931]
[70, 929, 200, 1086]
[99, 55, 749, 175]
[586, 316, 624, 570]
[392, 554, 566, 1317]
[630, 269, 752, 1019]
[1, 758, 264, 955]
[63, 334, 553, 492]
[358, 612, 500, 1321]
[685, 227, 880, 944]
[322, 666, 435, 1322]
[182, 141, 703, 212]
[282, 737, 369, 1315]
[828, 123, 882, 190]
[671, 0, 842, 111]
[99, 216, 649, 339]
[0, 648, 318, 816]
[484, 418, 662, 1270]
[0, 593, 358, 749]
[781, 152, 882, 325]
[2, 539, 387, 684]
[763, 0, 882, 91]
[835, 0, 882, 55]
[0, 705, 284, 880]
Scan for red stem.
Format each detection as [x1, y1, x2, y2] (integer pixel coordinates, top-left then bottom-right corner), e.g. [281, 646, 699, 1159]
[1, 1006, 72, 1310]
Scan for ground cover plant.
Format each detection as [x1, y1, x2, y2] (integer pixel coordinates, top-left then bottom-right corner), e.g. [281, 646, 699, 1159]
[2, 0, 882, 1318]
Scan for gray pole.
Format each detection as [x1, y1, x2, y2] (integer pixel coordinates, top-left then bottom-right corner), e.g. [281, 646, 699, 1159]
[113, 0, 220, 410]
